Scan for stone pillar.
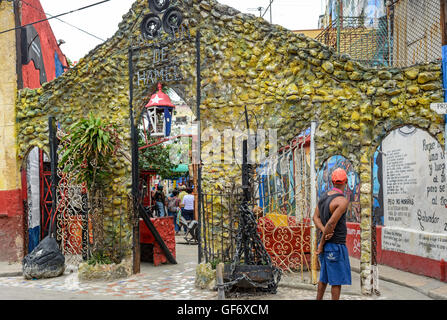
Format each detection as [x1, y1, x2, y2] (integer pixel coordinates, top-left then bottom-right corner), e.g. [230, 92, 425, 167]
[359, 101, 374, 295]
[359, 150, 373, 295]
[0, 0, 24, 262]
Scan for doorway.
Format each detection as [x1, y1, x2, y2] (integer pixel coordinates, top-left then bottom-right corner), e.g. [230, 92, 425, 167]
[21, 147, 52, 254]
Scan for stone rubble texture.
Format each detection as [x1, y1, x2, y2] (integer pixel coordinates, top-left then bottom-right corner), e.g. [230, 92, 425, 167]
[14, 0, 445, 294]
[78, 257, 133, 282]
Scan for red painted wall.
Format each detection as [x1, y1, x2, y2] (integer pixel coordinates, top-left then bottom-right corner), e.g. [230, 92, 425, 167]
[346, 222, 447, 282]
[20, 0, 68, 89]
[0, 1, 68, 262]
[346, 222, 361, 259]
[0, 190, 25, 262]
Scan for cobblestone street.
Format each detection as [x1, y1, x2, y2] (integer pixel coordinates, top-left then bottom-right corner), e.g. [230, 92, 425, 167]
[0, 236, 406, 301]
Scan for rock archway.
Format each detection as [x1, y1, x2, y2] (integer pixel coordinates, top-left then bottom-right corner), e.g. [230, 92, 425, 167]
[14, 0, 445, 294]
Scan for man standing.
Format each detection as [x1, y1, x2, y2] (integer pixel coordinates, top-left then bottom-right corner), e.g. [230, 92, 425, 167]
[313, 168, 351, 300]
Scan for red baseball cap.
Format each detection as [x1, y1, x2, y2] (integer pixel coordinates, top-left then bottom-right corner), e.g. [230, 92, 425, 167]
[331, 168, 347, 184]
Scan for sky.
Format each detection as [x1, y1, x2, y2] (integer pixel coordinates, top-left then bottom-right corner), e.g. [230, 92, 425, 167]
[39, 0, 324, 62]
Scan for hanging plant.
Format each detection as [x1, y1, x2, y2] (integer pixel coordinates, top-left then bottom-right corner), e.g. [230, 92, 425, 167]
[58, 112, 121, 193]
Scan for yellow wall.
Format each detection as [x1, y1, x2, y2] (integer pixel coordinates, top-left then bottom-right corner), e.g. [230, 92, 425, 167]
[0, 0, 19, 191]
[293, 29, 323, 39]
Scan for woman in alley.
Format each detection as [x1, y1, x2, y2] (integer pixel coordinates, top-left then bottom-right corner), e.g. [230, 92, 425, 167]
[154, 185, 167, 217]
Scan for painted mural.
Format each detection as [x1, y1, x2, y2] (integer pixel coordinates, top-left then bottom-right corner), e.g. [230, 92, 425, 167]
[374, 126, 447, 261]
[21, 25, 47, 85]
[20, 0, 68, 89]
[256, 128, 311, 217]
[317, 155, 361, 223]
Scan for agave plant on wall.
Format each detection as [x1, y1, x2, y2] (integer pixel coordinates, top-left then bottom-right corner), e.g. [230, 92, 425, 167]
[59, 112, 121, 196]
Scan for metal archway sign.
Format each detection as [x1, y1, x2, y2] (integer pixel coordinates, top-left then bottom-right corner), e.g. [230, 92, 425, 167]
[128, 1, 202, 273]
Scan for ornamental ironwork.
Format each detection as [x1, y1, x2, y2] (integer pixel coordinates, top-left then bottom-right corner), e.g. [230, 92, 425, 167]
[141, 0, 183, 39]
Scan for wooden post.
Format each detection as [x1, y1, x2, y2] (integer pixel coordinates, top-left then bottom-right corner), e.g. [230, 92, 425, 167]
[336, 0, 342, 54]
[309, 121, 318, 284]
[441, 0, 447, 45]
[216, 263, 225, 300]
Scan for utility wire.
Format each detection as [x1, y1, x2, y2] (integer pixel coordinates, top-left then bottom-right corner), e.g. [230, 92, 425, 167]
[262, 0, 274, 20]
[0, 0, 112, 36]
[20, 0, 105, 42]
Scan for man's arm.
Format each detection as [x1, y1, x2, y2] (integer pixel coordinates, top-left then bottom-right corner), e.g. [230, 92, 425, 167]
[312, 206, 325, 233]
[313, 204, 334, 244]
[316, 197, 349, 254]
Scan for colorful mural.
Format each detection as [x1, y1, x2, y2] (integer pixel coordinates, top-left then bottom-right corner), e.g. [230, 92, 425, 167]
[256, 128, 311, 217]
[20, 0, 68, 89]
[317, 155, 361, 223]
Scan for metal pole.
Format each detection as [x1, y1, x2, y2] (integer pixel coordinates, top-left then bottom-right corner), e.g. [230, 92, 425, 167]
[48, 116, 57, 238]
[129, 47, 141, 274]
[336, 0, 341, 55]
[309, 121, 318, 284]
[262, 0, 274, 23]
[196, 30, 203, 264]
[242, 139, 250, 263]
[441, 0, 447, 190]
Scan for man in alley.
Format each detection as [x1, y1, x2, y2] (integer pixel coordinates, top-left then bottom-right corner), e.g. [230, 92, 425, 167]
[313, 168, 351, 300]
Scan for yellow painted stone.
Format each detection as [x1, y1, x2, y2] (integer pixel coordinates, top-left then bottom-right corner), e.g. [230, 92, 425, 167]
[351, 111, 360, 121]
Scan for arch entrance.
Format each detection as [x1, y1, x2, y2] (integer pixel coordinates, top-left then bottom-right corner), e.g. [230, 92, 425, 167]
[21, 147, 52, 254]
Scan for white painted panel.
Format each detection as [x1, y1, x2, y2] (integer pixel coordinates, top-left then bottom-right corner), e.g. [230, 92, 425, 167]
[381, 126, 446, 259]
[26, 147, 40, 230]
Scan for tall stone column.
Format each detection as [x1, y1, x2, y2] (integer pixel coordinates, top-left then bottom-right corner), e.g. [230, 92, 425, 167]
[359, 150, 373, 295]
[0, 0, 23, 262]
[359, 101, 373, 295]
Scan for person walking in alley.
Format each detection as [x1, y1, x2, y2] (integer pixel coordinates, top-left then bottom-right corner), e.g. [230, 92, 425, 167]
[167, 189, 181, 233]
[179, 185, 187, 203]
[154, 185, 167, 217]
[312, 168, 351, 300]
[181, 187, 195, 227]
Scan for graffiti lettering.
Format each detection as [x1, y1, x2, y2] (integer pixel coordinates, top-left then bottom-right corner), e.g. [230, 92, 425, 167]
[417, 209, 439, 231]
[423, 139, 436, 152]
[429, 152, 439, 162]
[426, 186, 437, 197]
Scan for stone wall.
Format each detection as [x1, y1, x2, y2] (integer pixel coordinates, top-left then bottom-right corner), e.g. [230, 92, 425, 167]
[12, 0, 445, 293]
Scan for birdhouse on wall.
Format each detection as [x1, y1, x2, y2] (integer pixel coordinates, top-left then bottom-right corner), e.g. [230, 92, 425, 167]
[144, 83, 175, 137]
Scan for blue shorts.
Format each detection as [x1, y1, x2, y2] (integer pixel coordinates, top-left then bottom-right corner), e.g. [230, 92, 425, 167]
[319, 242, 352, 286]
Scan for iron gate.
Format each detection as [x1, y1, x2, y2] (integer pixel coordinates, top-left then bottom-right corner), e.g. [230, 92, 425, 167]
[253, 132, 316, 283]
